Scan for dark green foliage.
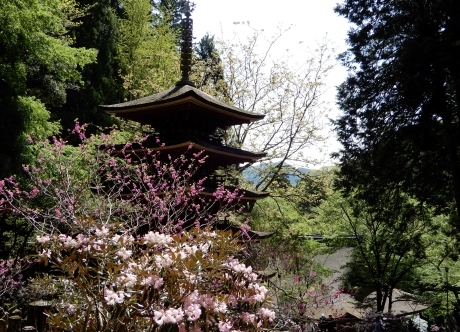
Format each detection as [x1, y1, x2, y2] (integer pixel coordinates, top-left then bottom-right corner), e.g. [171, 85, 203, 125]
[333, 0, 460, 224]
[295, 173, 328, 214]
[0, 214, 34, 261]
[339, 189, 432, 311]
[195, 34, 216, 61]
[0, 91, 26, 178]
[192, 33, 231, 103]
[50, 0, 124, 132]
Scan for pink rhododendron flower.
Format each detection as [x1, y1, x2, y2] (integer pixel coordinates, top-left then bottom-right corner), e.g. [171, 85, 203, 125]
[104, 288, 125, 305]
[40, 249, 51, 259]
[36, 235, 50, 244]
[213, 301, 227, 314]
[58, 234, 78, 248]
[218, 320, 233, 332]
[154, 253, 173, 268]
[141, 275, 164, 289]
[258, 308, 276, 321]
[242, 312, 256, 324]
[184, 303, 201, 321]
[95, 226, 110, 237]
[154, 308, 184, 325]
[163, 308, 184, 324]
[118, 273, 137, 287]
[143, 231, 173, 245]
[116, 247, 132, 260]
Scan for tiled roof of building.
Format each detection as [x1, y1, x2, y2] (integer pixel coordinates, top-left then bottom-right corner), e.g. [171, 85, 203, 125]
[100, 84, 264, 122]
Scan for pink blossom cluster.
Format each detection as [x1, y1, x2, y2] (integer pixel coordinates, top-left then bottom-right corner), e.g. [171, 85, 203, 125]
[154, 308, 184, 325]
[143, 231, 173, 245]
[225, 257, 256, 276]
[0, 124, 244, 238]
[104, 288, 125, 305]
[0, 259, 30, 297]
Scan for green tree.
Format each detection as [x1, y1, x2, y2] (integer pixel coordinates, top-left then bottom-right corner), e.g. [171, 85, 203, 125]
[247, 167, 331, 234]
[322, 188, 434, 312]
[295, 170, 330, 215]
[333, 0, 460, 225]
[410, 214, 459, 323]
[0, 0, 97, 177]
[117, 0, 180, 100]
[191, 33, 231, 102]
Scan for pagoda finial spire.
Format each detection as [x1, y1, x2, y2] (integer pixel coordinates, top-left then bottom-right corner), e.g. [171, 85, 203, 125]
[176, 0, 194, 86]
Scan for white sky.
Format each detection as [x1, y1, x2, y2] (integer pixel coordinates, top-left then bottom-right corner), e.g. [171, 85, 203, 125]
[192, 0, 351, 166]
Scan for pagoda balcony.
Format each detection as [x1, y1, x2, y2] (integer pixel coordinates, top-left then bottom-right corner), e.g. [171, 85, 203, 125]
[200, 173, 239, 189]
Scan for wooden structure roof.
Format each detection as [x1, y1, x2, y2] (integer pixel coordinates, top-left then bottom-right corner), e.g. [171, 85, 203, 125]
[115, 137, 266, 164]
[100, 85, 264, 127]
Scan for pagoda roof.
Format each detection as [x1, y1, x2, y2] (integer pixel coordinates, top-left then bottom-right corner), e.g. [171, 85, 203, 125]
[118, 137, 267, 164]
[100, 84, 264, 125]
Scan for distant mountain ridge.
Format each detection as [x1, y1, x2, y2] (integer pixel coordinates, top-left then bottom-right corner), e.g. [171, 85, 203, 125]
[242, 162, 310, 186]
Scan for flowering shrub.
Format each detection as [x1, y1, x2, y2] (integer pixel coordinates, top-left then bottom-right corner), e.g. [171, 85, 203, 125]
[0, 259, 29, 298]
[2, 124, 239, 236]
[0, 124, 274, 331]
[36, 224, 274, 331]
[247, 232, 340, 329]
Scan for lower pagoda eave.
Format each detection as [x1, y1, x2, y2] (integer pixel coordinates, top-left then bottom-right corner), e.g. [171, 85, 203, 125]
[116, 140, 266, 164]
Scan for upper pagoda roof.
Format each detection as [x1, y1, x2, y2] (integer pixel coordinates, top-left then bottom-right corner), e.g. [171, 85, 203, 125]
[100, 84, 264, 125]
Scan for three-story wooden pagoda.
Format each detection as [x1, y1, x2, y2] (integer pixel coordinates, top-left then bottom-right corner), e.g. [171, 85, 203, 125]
[100, 6, 269, 236]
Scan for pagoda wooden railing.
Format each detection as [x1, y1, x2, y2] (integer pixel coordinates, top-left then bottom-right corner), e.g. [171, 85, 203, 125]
[201, 173, 239, 189]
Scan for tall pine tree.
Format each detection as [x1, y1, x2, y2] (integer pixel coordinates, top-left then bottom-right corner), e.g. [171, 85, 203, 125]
[50, 0, 124, 132]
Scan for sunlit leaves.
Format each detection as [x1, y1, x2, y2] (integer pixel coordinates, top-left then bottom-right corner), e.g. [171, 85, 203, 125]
[117, 0, 180, 100]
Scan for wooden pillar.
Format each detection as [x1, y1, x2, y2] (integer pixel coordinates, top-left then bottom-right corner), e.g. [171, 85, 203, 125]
[6, 315, 21, 332]
[27, 301, 50, 332]
[0, 319, 6, 332]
